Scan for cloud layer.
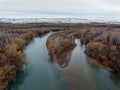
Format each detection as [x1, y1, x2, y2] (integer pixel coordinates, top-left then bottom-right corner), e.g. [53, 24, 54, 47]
[0, 0, 120, 17]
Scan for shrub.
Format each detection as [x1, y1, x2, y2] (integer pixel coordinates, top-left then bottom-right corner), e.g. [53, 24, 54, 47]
[0, 65, 17, 90]
[14, 38, 27, 50]
[85, 42, 108, 62]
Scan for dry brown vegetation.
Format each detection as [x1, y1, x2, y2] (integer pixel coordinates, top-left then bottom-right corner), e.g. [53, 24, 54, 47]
[78, 26, 120, 75]
[0, 33, 35, 90]
[46, 24, 120, 77]
[0, 23, 82, 90]
[0, 22, 120, 89]
[46, 31, 76, 62]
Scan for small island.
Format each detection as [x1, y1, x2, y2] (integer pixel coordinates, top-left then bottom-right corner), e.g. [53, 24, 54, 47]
[46, 23, 120, 77]
[0, 22, 120, 89]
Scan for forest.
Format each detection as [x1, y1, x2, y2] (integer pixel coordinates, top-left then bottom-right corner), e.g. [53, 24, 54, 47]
[46, 24, 120, 77]
[0, 23, 82, 90]
[0, 22, 120, 90]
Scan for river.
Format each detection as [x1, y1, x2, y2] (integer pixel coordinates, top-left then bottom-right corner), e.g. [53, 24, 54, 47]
[9, 32, 120, 90]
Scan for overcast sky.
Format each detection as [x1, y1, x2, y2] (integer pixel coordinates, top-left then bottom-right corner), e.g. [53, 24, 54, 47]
[0, 0, 120, 18]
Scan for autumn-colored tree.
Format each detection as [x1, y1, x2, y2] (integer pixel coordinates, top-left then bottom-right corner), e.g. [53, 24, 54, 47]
[23, 32, 36, 41]
[85, 42, 108, 62]
[4, 44, 19, 58]
[0, 65, 17, 90]
[14, 38, 27, 49]
[3, 44, 26, 71]
[0, 53, 7, 66]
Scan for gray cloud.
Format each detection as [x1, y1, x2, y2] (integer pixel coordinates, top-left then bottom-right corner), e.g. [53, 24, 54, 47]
[0, 0, 120, 17]
[101, 0, 120, 5]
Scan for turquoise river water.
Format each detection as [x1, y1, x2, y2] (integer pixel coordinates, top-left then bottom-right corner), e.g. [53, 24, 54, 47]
[9, 32, 120, 90]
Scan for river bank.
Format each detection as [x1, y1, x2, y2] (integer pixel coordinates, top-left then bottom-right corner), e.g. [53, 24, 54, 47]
[0, 22, 120, 89]
[0, 23, 81, 90]
[46, 25, 120, 77]
[8, 34, 120, 90]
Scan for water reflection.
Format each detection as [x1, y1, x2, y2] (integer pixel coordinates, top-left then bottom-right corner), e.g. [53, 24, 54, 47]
[8, 65, 30, 90]
[55, 47, 75, 68]
[8, 33, 120, 90]
[87, 57, 120, 90]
